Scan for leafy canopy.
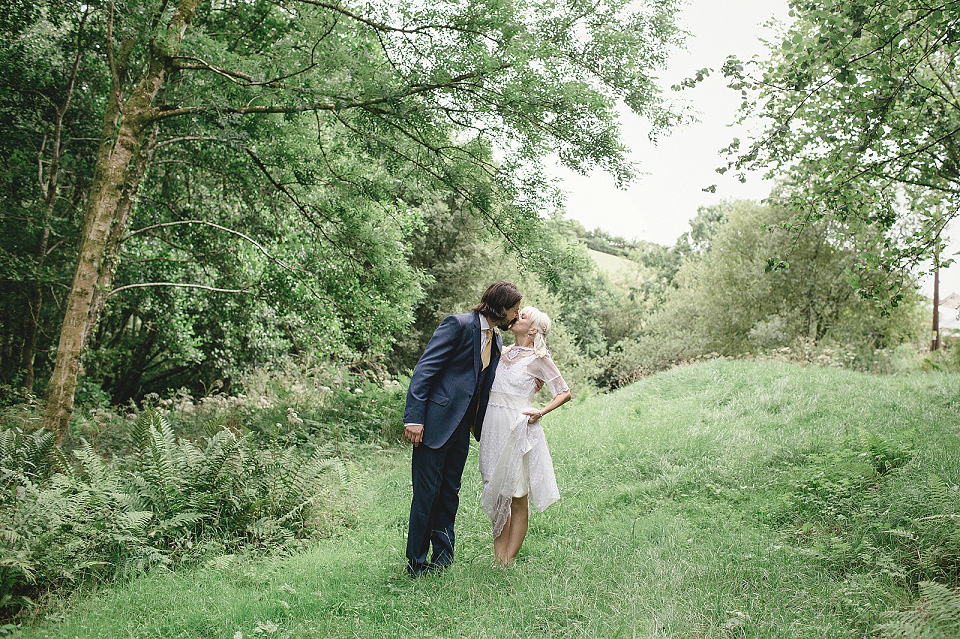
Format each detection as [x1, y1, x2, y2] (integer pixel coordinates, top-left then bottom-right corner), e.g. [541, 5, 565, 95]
[723, 0, 960, 302]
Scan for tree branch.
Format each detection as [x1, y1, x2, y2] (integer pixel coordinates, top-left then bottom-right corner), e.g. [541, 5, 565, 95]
[330, 110, 526, 257]
[147, 68, 501, 122]
[124, 219, 330, 302]
[296, 0, 502, 43]
[170, 56, 255, 82]
[107, 282, 253, 298]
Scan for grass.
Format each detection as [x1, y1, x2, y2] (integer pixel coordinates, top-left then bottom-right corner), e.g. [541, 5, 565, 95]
[588, 248, 636, 279]
[14, 360, 960, 638]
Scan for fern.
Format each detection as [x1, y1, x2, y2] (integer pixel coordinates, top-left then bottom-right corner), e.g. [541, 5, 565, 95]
[911, 475, 960, 581]
[860, 428, 911, 476]
[876, 581, 960, 638]
[136, 410, 179, 511]
[0, 429, 67, 505]
[0, 408, 366, 615]
[926, 475, 958, 520]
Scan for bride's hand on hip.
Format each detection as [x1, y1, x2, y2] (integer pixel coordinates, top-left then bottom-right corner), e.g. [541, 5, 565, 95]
[523, 409, 542, 424]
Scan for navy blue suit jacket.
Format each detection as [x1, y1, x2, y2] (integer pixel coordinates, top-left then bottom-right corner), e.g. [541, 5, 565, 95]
[404, 312, 502, 448]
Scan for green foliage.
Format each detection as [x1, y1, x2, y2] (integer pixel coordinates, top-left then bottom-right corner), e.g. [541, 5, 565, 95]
[921, 339, 960, 373]
[144, 357, 410, 452]
[877, 581, 960, 639]
[0, 0, 103, 394]
[2, 0, 687, 414]
[0, 409, 362, 617]
[383, 200, 604, 395]
[725, 1, 960, 300]
[597, 200, 925, 387]
[780, 433, 960, 589]
[8, 359, 959, 638]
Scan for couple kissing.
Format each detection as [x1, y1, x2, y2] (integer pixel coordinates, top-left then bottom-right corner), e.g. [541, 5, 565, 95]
[403, 281, 572, 576]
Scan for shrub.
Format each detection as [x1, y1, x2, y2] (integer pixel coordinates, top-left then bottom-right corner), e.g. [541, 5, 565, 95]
[0, 410, 361, 618]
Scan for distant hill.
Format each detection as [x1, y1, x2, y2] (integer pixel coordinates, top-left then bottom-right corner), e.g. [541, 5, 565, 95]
[587, 248, 635, 279]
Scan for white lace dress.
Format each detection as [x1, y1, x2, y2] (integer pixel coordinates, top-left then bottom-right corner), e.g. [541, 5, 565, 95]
[479, 346, 569, 538]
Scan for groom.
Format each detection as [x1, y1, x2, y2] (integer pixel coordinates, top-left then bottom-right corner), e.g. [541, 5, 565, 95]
[403, 281, 522, 576]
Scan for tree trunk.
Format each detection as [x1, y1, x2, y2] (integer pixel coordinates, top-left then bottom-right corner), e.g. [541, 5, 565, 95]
[110, 326, 158, 406]
[43, 116, 153, 441]
[21, 223, 51, 393]
[42, 0, 201, 443]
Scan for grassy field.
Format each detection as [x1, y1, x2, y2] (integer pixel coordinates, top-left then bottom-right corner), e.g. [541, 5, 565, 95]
[587, 248, 636, 280]
[16, 360, 960, 638]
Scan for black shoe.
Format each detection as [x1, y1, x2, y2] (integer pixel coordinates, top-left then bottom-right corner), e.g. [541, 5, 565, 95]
[407, 561, 435, 577]
[407, 561, 448, 577]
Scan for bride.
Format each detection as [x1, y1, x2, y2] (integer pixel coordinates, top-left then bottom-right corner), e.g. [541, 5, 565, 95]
[478, 306, 571, 566]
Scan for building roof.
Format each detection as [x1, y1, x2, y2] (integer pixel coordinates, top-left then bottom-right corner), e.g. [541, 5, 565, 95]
[940, 291, 960, 310]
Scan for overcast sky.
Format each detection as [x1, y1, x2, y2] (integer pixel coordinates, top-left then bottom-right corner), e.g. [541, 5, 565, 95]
[550, 0, 789, 245]
[550, 0, 957, 298]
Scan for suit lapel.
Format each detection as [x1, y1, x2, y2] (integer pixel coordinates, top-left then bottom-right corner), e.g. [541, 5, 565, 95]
[472, 312, 482, 376]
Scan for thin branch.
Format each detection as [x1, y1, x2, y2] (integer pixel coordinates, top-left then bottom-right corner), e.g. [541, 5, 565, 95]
[147, 68, 501, 122]
[296, 0, 501, 43]
[332, 110, 526, 257]
[107, 282, 252, 298]
[170, 56, 255, 82]
[124, 218, 331, 302]
[239, 147, 365, 268]
[154, 136, 224, 149]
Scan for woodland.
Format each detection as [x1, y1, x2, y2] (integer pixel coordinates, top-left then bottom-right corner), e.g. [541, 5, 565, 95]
[1, 0, 959, 633]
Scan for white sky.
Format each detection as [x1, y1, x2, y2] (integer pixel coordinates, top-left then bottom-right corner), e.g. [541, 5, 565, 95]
[550, 0, 958, 298]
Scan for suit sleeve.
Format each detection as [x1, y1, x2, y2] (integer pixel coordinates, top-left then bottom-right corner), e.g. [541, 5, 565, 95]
[403, 315, 463, 425]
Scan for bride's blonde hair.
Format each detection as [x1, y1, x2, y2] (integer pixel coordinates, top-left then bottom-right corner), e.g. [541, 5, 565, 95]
[521, 306, 551, 358]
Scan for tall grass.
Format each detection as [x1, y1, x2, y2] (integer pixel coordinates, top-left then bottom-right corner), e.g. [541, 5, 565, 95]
[13, 360, 960, 638]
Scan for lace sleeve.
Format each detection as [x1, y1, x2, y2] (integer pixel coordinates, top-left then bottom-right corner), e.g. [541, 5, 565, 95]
[531, 354, 570, 396]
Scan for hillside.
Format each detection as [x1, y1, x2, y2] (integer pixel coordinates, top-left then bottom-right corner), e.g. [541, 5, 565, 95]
[22, 360, 960, 638]
[588, 247, 636, 279]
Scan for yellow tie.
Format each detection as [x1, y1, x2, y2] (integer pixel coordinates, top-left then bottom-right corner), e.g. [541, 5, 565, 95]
[481, 328, 492, 370]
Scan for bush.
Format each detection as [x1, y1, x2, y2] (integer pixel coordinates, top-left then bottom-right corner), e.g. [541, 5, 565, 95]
[159, 358, 407, 453]
[0, 410, 362, 619]
[921, 338, 960, 372]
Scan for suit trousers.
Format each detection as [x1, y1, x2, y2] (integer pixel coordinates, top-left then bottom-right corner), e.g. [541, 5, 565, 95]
[406, 410, 474, 574]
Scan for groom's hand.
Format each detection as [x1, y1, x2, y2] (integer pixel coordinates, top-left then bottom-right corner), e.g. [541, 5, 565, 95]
[404, 424, 424, 446]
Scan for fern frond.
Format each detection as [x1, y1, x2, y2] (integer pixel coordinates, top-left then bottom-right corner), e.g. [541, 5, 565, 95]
[117, 511, 154, 532]
[927, 475, 958, 517]
[876, 581, 960, 638]
[71, 440, 117, 488]
[0, 429, 16, 463]
[859, 428, 910, 476]
[155, 511, 206, 534]
[0, 555, 37, 584]
[138, 410, 181, 510]
[196, 428, 242, 490]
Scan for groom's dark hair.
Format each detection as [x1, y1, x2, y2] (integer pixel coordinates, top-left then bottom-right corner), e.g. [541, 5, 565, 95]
[472, 281, 522, 321]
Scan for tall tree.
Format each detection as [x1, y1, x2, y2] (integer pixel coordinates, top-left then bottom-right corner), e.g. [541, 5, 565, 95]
[597, 200, 923, 388]
[722, 0, 960, 303]
[0, 3, 104, 394]
[25, 0, 683, 441]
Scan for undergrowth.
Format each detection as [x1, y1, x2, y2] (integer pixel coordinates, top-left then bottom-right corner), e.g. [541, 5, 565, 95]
[0, 410, 363, 620]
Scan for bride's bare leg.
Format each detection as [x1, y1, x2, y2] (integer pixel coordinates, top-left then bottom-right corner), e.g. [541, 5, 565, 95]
[494, 513, 512, 565]
[503, 496, 529, 564]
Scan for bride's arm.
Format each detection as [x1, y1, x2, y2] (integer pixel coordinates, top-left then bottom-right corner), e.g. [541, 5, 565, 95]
[525, 355, 571, 422]
[525, 389, 572, 423]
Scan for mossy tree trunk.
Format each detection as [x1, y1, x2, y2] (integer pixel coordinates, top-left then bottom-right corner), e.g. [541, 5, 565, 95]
[43, 0, 201, 442]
